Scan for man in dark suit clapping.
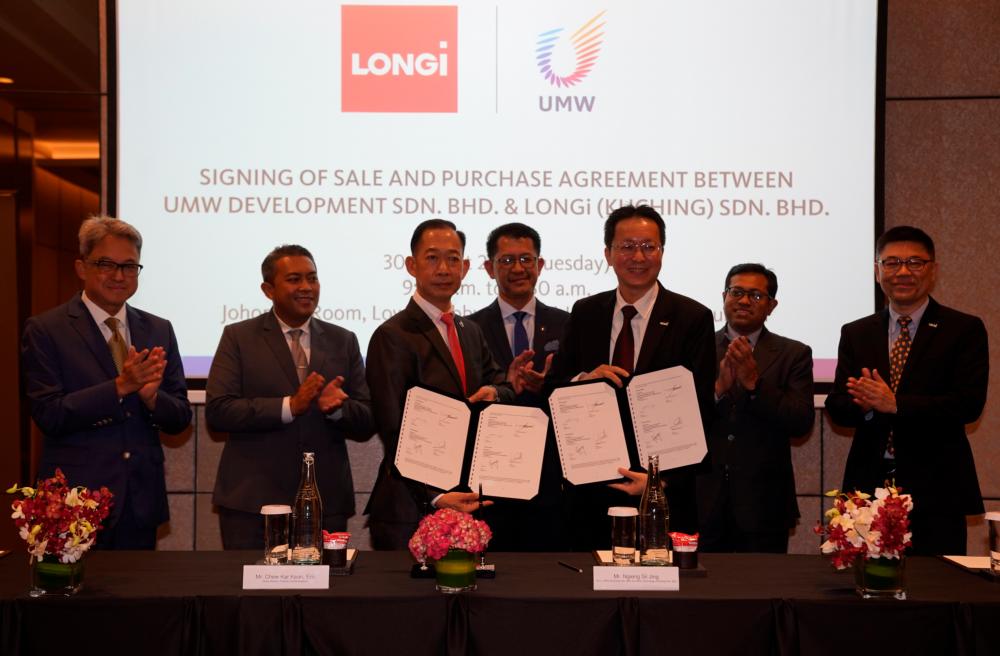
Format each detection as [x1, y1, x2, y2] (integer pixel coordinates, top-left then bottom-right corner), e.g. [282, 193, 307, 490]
[826, 226, 988, 555]
[207, 245, 374, 549]
[21, 215, 192, 549]
[467, 223, 570, 550]
[696, 263, 814, 553]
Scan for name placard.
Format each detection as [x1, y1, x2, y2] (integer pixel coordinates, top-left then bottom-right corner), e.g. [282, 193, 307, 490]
[242, 565, 330, 589]
[592, 566, 679, 591]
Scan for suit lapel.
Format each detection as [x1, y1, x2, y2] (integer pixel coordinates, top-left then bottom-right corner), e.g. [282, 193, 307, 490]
[589, 291, 617, 367]
[897, 298, 939, 391]
[715, 329, 728, 363]
[126, 305, 150, 351]
[262, 312, 301, 389]
[873, 309, 892, 376]
[407, 299, 465, 394]
[67, 294, 119, 379]
[482, 300, 513, 369]
[308, 318, 328, 376]
[533, 301, 555, 370]
[635, 284, 669, 373]
[752, 327, 781, 379]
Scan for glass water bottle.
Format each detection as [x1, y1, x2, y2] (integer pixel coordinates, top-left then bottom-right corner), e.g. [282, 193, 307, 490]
[291, 452, 323, 564]
[639, 454, 672, 566]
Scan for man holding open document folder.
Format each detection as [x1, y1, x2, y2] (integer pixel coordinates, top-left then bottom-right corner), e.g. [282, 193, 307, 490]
[365, 219, 518, 550]
[550, 205, 716, 551]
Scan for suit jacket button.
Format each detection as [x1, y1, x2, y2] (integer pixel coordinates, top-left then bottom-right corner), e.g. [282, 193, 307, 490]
[727, 434, 736, 442]
[123, 451, 131, 460]
[125, 411, 131, 418]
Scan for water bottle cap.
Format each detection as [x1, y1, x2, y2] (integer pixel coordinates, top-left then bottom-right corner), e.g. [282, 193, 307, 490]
[260, 504, 292, 515]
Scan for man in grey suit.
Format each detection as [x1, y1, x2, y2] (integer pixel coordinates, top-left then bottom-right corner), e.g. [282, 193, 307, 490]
[21, 215, 192, 549]
[365, 219, 518, 550]
[695, 263, 814, 553]
[467, 222, 569, 550]
[207, 245, 375, 549]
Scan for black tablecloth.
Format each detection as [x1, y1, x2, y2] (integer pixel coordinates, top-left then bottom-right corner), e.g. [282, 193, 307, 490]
[1, 552, 997, 656]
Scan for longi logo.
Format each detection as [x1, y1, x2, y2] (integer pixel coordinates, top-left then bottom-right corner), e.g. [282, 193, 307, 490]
[342, 5, 457, 112]
[351, 41, 449, 76]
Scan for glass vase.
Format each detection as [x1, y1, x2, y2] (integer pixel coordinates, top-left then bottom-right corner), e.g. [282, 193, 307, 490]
[435, 548, 477, 593]
[30, 554, 85, 597]
[854, 555, 906, 600]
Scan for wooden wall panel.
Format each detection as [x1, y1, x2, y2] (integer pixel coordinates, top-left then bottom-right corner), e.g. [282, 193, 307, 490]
[886, 0, 1000, 97]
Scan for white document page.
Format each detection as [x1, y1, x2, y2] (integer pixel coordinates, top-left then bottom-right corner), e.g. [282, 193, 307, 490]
[394, 387, 471, 491]
[468, 404, 549, 501]
[626, 366, 707, 471]
[549, 382, 630, 485]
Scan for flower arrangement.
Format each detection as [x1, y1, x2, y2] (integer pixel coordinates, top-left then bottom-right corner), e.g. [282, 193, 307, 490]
[815, 485, 913, 569]
[408, 508, 491, 562]
[8, 469, 113, 563]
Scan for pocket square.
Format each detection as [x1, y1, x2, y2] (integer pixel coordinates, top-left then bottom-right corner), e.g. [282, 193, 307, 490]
[544, 339, 560, 352]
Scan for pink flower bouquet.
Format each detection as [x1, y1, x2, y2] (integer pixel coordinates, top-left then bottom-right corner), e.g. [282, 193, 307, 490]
[408, 508, 491, 562]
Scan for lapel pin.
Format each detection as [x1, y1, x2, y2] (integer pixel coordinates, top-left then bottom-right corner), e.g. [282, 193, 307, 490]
[928, 322, 938, 328]
[659, 321, 670, 327]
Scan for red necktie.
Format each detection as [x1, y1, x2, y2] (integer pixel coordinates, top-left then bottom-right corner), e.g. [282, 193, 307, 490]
[441, 312, 468, 394]
[611, 306, 638, 374]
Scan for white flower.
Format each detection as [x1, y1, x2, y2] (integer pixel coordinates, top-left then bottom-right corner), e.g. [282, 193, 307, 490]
[64, 487, 81, 507]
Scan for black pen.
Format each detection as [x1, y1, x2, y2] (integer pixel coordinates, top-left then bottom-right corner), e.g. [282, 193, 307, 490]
[558, 560, 583, 573]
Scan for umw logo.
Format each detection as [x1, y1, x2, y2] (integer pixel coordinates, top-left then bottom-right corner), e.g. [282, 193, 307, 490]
[535, 11, 606, 88]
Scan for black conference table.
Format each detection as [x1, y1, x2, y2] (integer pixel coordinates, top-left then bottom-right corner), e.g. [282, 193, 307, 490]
[1, 551, 998, 656]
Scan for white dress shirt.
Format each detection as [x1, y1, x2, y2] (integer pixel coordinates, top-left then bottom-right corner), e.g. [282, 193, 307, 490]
[497, 296, 536, 354]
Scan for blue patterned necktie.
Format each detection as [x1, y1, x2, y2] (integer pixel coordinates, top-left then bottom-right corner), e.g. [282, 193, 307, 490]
[512, 311, 529, 357]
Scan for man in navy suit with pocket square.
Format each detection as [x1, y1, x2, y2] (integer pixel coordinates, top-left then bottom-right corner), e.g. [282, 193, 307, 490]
[467, 222, 570, 550]
[21, 215, 192, 549]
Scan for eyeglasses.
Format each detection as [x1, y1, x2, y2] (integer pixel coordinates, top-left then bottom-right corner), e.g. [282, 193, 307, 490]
[877, 257, 933, 273]
[725, 287, 770, 303]
[495, 254, 537, 267]
[613, 241, 662, 256]
[87, 259, 144, 277]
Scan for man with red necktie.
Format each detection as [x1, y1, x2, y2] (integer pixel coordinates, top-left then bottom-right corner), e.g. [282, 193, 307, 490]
[365, 219, 519, 550]
[550, 205, 717, 551]
[826, 226, 989, 555]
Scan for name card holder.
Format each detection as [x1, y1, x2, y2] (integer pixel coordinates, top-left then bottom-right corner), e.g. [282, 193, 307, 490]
[243, 565, 330, 589]
[592, 566, 679, 591]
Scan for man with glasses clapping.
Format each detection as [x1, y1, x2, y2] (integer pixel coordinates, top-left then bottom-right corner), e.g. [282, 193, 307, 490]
[21, 215, 192, 549]
[826, 226, 989, 555]
[695, 264, 814, 553]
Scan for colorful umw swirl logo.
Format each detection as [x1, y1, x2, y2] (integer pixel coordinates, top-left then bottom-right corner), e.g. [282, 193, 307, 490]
[535, 11, 606, 88]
